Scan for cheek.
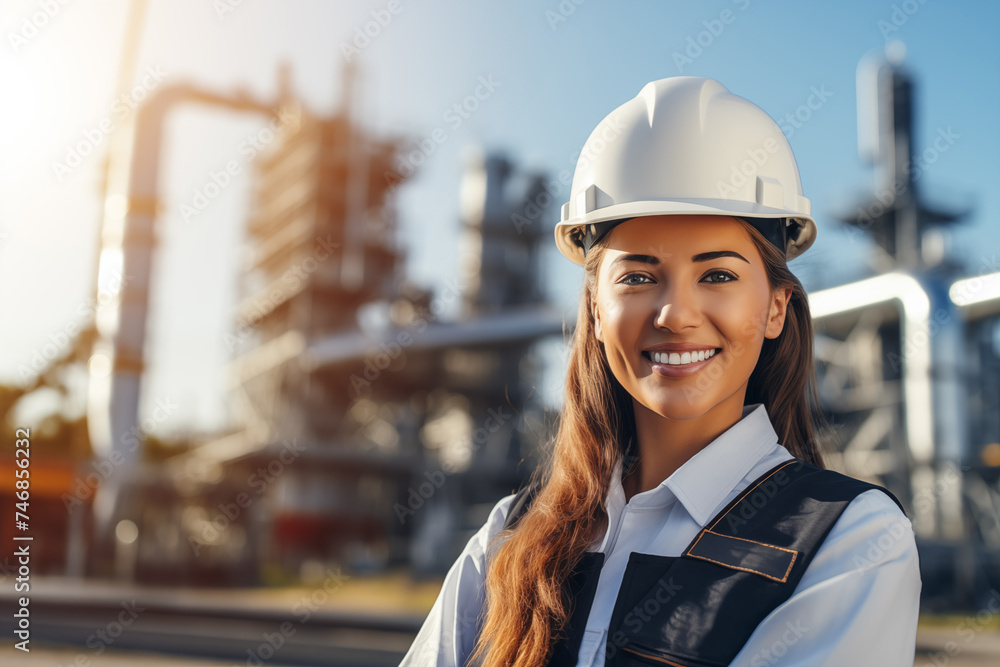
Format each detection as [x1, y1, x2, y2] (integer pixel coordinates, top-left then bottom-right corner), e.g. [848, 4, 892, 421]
[600, 299, 623, 327]
[728, 299, 770, 354]
[710, 290, 769, 347]
[597, 296, 640, 345]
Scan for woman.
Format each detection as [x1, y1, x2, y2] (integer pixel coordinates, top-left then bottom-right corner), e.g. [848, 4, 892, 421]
[400, 77, 921, 666]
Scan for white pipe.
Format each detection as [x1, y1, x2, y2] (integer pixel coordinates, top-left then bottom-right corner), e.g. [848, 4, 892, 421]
[810, 272, 933, 463]
[950, 270, 1000, 318]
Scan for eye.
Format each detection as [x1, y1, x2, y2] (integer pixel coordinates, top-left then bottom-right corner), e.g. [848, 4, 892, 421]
[702, 270, 737, 283]
[618, 273, 653, 286]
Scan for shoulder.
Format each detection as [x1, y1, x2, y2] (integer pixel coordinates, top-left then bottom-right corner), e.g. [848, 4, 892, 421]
[780, 459, 908, 518]
[798, 463, 916, 559]
[490, 492, 518, 532]
[399, 493, 520, 666]
[804, 486, 919, 586]
[738, 487, 921, 666]
[830, 488, 916, 563]
[771, 462, 918, 575]
[792, 463, 912, 544]
[468, 492, 519, 560]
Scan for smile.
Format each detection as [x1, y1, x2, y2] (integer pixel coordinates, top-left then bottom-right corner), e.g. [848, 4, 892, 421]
[642, 349, 720, 366]
[641, 348, 722, 378]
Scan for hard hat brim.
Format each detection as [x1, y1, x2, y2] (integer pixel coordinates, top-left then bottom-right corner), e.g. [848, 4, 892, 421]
[554, 198, 816, 266]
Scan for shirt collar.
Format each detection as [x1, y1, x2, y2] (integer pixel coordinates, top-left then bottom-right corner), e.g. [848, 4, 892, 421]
[611, 403, 781, 524]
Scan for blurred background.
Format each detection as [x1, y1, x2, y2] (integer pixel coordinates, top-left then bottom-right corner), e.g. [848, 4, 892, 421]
[0, 0, 998, 664]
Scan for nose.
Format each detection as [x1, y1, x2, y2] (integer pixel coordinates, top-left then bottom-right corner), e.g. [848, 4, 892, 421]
[653, 282, 704, 332]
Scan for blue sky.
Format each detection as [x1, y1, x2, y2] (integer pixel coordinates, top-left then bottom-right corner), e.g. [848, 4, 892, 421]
[1, 0, 997, 434]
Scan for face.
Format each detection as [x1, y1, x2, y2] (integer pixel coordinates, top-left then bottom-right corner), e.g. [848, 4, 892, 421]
[593, 215, 791, 422]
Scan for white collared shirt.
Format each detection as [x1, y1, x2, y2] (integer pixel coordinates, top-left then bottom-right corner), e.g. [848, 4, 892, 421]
[400, 403, 922, 666]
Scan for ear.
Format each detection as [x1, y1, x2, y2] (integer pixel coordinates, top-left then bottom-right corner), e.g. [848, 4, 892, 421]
[764, 286, 793, 339]
[593, 300, 604, 342]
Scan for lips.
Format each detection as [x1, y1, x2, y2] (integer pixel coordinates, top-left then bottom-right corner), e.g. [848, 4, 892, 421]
[642, 348, 721, 365]
[643, 342, 720, 353]
[642, 347, 722, 379]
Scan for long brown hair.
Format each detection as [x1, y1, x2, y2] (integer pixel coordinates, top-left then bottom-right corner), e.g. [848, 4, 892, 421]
[468, 218, 826, 666]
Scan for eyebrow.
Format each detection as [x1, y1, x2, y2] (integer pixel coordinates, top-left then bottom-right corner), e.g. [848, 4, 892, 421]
[610, 250, 750, 269]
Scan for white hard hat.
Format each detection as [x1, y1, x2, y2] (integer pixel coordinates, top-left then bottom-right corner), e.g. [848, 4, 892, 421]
[555, 77, 817, 266]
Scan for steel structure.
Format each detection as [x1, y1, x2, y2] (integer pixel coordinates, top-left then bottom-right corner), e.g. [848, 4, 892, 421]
[812, 48, 998, 609]
[84, 73, 292, 563]
[180, 145, 564, 577]
[81, 47, 565, 580]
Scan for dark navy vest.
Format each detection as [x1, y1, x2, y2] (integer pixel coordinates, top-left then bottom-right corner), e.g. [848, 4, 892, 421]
[501, 458, 905, 666]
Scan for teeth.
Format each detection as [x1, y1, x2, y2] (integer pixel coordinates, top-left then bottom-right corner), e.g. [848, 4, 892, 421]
[649, 349, 717, 365]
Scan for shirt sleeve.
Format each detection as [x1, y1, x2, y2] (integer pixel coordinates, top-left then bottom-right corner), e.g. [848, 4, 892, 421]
[732, 489, 922, 667]
[399, 493, 516, 667]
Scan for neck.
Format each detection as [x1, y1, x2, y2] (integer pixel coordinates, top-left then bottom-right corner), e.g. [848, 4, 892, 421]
[622, 392, 747, 502]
